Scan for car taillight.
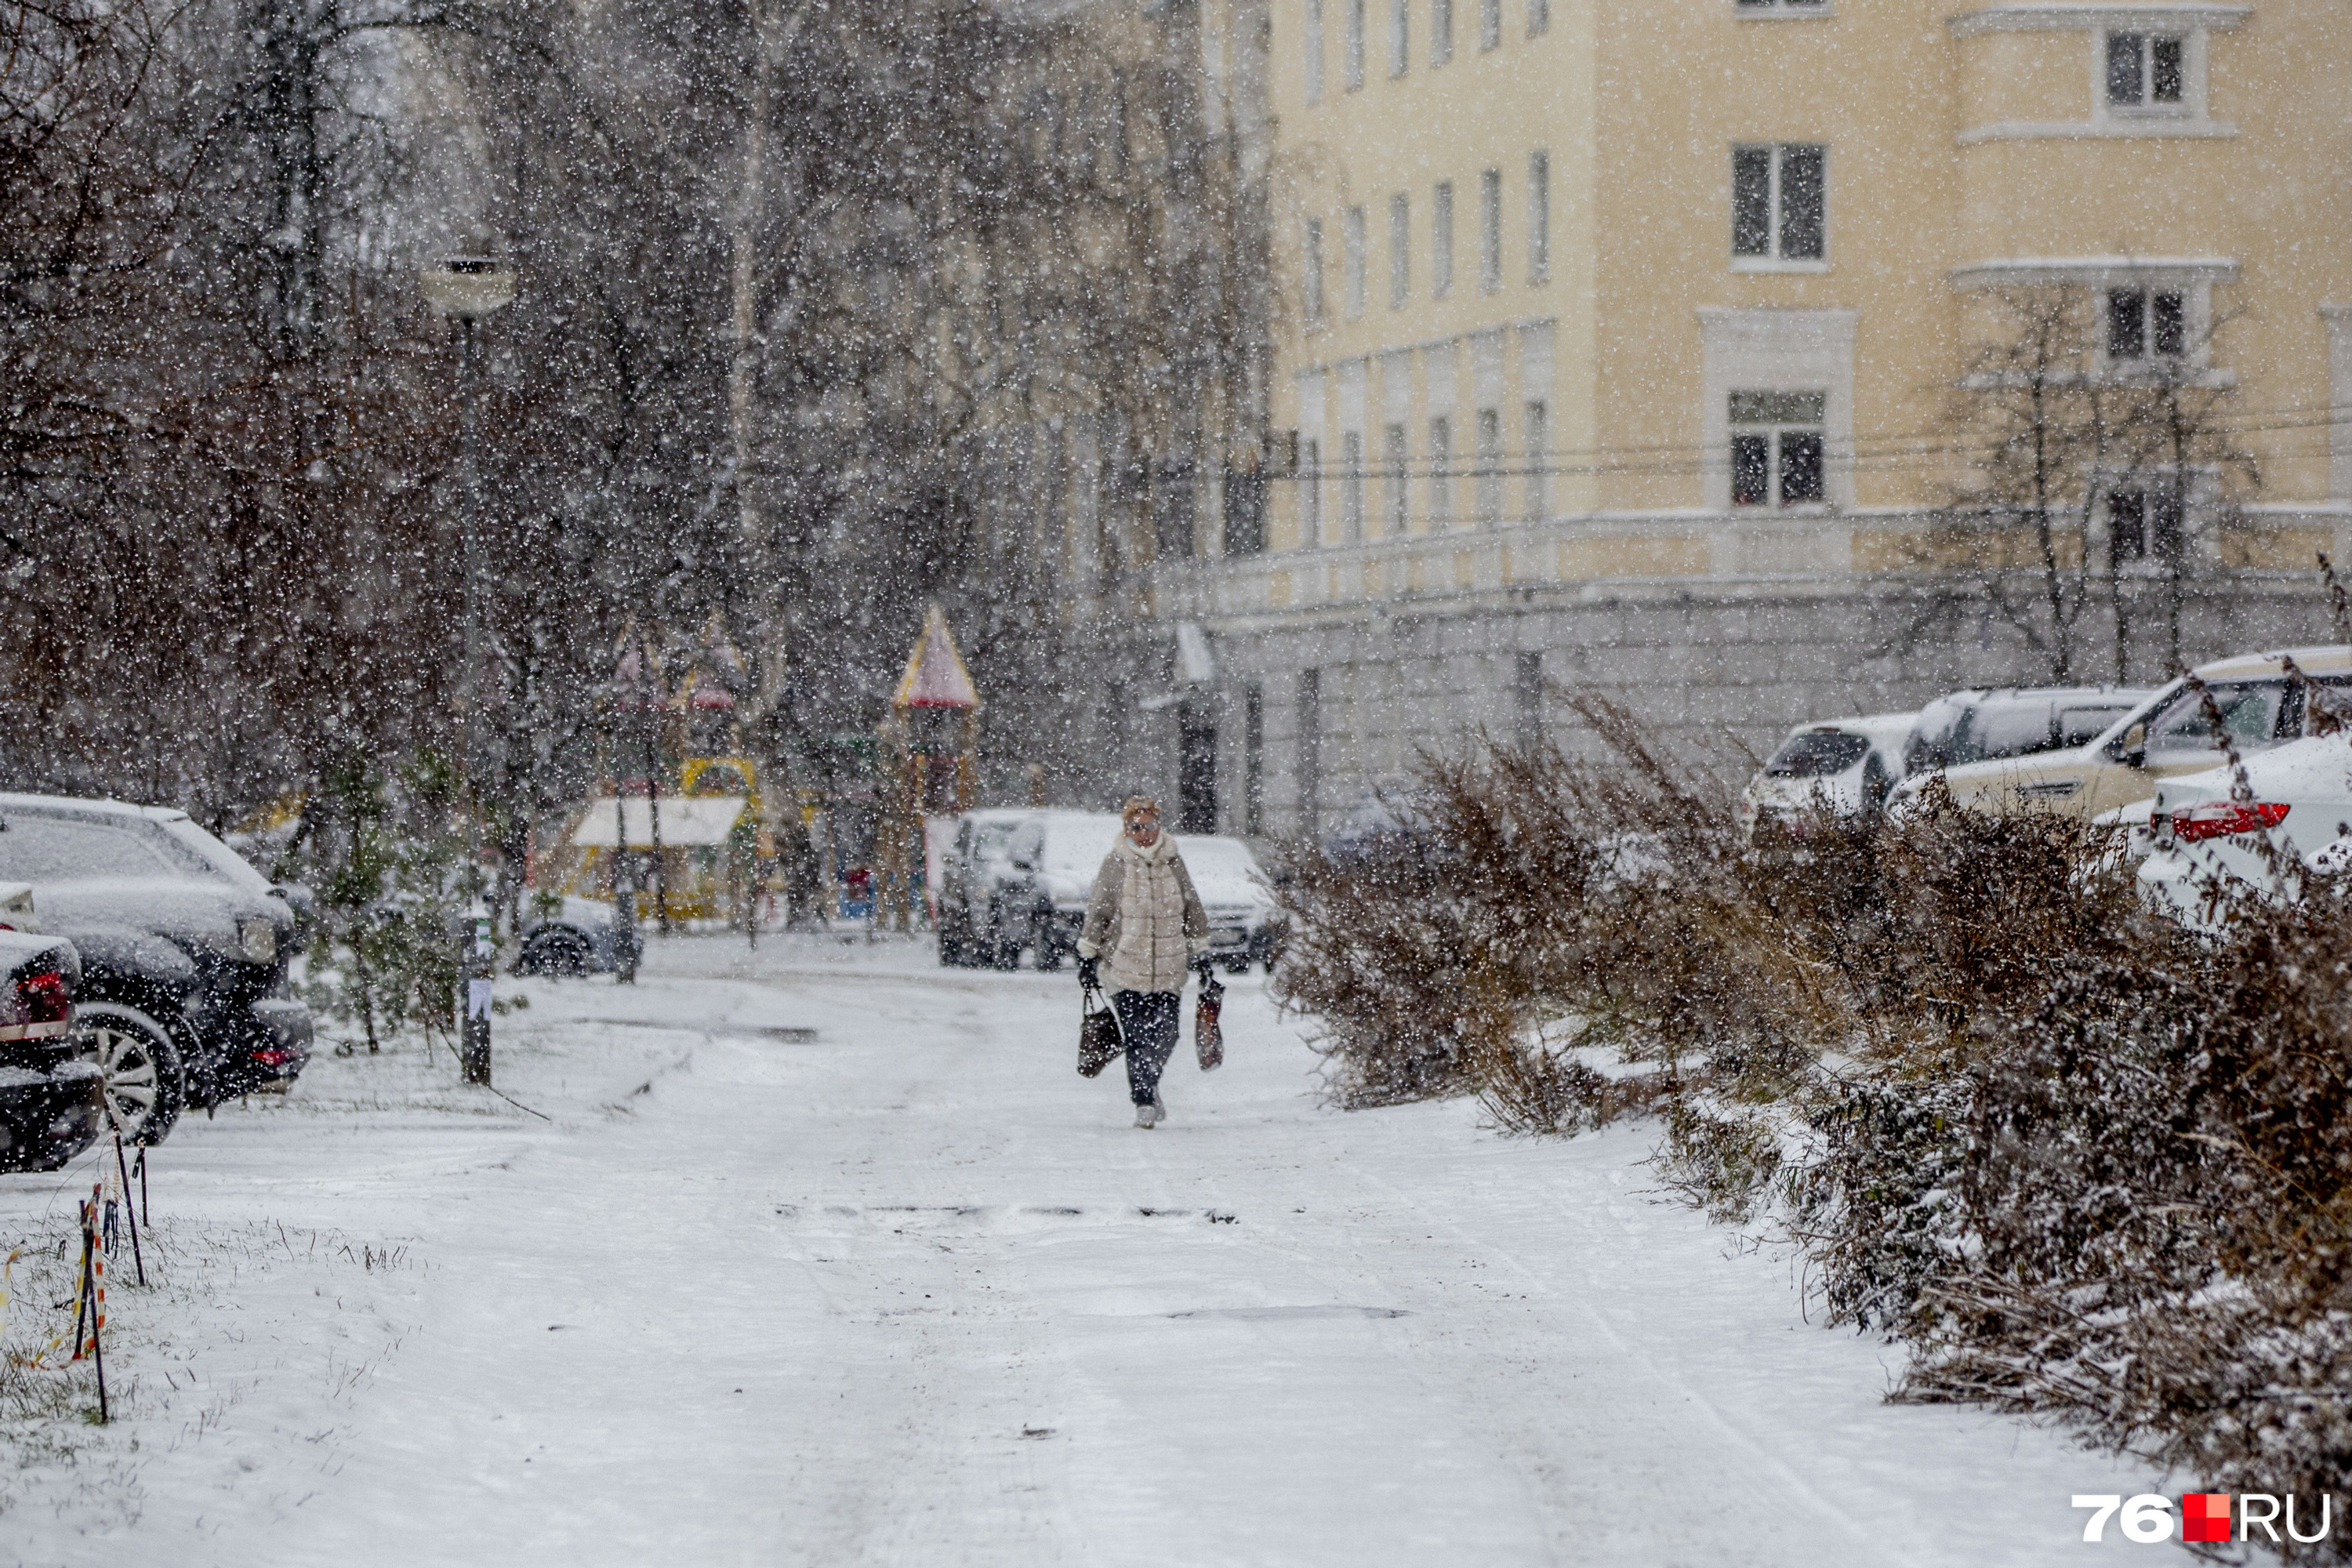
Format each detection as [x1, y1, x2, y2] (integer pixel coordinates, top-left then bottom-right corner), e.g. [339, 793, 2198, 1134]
[2171, 801, 2290, 844]
[0, 969, 71, 1040]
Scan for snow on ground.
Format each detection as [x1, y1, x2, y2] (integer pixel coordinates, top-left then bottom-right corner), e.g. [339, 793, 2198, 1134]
[2, 933, 2168, 1566]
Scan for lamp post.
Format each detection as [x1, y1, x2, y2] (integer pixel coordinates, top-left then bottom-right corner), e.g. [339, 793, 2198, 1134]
[423, 254, 516, 1087]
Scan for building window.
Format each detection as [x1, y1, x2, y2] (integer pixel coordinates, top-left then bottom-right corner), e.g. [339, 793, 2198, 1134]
[1432, 181, 1454, 299]
[2108, 287, 2187, 361]
[1514, 651, 1543, 747]
[1345, 0, 1367, 89]
[1728, 390, 1826, 508]
[1340, 430, 1365, 541]
[1390, 0, 1410, 75]
[1243, 681, 1264, 835]
[1343, 205, 1367, 319]
[1523, 399, 1548, 520]
[1479, 168, 1501, 292]
[2110, 483, 2184, 560]
[1479, 0, 1500, 52]
[1735, 0, 1828, 12]
[1304, 218, 1325, 325]
[1731, 143, 1825, 263]
[1306, 0, 1325, 103]
[1527, 0, 1548, 36]
[1388, 194, 1410, 307]
[1526, 151, 1549, 285]
[1383, 422, 1410, 535]
[1475, 407, 1503, 524]
[1301, 436, 1321, 545]
[1428, 415, 1453, 525]
[1432, 0, 1454, 64]
[2107, 32, 2185, 108]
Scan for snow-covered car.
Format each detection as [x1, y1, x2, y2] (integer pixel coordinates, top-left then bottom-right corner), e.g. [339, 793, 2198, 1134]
[516, 895, 626, 976]
[1323, 782, 1443, 864]
[936, 808, 1044, 967]
[1737, 713, 1913, 837]
[0, 793, 310, 1142]
[1885, 654, 2349, 822]
[996, 811, 1125, 971]
[1174, 835, 1283, 972]
[0, 931, 103, 1172]
[2137, 732, 2352, 926]
[1900, 685, 2151, 779]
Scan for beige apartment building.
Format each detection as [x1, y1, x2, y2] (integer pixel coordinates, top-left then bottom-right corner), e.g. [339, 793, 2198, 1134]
[1152, 0, 2352, 836]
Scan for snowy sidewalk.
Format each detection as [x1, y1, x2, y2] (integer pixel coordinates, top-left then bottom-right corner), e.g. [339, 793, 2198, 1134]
[2, 935, 2157, 1566]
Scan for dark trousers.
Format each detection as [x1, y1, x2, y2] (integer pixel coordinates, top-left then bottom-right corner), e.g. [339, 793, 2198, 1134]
[1114, 989, 1181, 1105]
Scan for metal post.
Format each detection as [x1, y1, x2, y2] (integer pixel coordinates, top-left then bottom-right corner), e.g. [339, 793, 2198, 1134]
[458, 315, 492, 1087]
[612, 762, 640, 983]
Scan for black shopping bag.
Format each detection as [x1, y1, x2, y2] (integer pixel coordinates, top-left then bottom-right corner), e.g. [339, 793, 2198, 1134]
[1078, 984, 1124, 1077]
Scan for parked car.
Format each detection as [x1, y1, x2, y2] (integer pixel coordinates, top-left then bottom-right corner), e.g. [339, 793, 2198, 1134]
[1889, 651, 2349, 822]
[1178, 834, 1285, 972]
[1901, 685, 2152, 776]
[996, 811, 1125, 971]
[1322, 782, 1443, 864]
[0, 793, 311, 1142]
[2137, 731, 2352, 926]
[0, 931, 104, 1172]
[1737, 713, 1914, 837]
[936, 808, 1040, 967]
[516, 895, 625, 976]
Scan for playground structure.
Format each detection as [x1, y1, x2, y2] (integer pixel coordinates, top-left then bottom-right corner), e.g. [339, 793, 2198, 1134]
[873, 605, 981, 931]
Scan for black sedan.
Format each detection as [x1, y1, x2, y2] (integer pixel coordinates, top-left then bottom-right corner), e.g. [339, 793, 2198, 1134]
[0, 793, 311, 1143]
[0, 931, 104, 1171]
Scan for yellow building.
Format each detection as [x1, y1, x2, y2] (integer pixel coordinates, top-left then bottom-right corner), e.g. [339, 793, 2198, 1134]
[1160, 0, 2352, 834]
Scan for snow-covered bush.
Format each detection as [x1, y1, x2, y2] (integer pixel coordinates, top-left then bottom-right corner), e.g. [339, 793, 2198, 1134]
[1273, 702, 2352, 1552]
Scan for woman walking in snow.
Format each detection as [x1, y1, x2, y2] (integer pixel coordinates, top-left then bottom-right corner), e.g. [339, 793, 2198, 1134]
[1076, 797, 1214, 1128]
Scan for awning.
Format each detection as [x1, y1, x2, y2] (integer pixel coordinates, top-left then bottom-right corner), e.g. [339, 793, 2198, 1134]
[572, 797, 749, 849]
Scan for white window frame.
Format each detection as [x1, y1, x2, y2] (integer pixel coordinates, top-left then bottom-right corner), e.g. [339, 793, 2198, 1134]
[1305, 0, 1325, 103]
[1526, 151, 1548, 285]
[1432, 181, 1454, 299]
[1427, 415, 1454, 527]
[1522, 399, 1548, 521]
[1699, 307, 1856, 512]
[1474, 407, 1503, 526]
[1303, 217, 1326, 325]
[1344, 205, 1367, 320]
[1727, 390, 1829, 511]
[2098, 27, 2197, 119]
[1388, 193, 1410, 309]
[1340, 430, 1366, 541]
[1382, 422, 1410, 536]
[1478, 168, 1501, 293]
[1301, 435, 1323, 546]
[1345, 0, 1367, 89]
[1730, 143, 1828, 272]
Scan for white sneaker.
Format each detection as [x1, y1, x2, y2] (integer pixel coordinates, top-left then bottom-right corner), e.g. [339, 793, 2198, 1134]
[1134, 1102, 1161, 1128]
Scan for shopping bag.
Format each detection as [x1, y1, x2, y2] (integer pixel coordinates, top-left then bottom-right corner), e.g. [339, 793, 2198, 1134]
[1195, 974, 1225, 1071]
[1078, 985, 1124, 1077]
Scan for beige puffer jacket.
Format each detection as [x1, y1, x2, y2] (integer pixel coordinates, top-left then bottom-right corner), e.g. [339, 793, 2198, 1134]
[1076, 831, 1210, 995]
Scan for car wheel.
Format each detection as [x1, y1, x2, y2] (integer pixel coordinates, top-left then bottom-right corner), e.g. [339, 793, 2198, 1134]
[518, 926, 593, 978]
[74, 1002, 187, 1147]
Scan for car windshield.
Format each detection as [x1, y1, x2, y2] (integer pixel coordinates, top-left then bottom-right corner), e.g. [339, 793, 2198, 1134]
[2142, 681, 2290, 760]
[1766, 731, 1868, 779]
[0, 813, 227, 884]
[1045, 830, 1117, 876]
[1180, 839, 1265, 895]
[1958, 702, 2061, 764]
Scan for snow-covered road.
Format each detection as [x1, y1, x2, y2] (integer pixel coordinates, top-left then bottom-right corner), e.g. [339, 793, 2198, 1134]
[4, 935, 2156, 1566]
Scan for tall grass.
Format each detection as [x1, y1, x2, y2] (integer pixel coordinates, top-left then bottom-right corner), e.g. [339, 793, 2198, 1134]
[1271, 698, 2352, 1551]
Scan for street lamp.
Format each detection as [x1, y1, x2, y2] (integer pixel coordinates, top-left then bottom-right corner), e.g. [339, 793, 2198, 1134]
[423, 253, 516, 1087]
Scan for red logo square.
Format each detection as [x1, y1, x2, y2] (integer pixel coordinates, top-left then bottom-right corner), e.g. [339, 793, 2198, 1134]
[2183, 1494, 2231, 1543]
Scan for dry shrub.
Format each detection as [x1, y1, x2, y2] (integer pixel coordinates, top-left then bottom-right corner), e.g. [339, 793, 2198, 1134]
[1272, 699, 2352, 1548]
